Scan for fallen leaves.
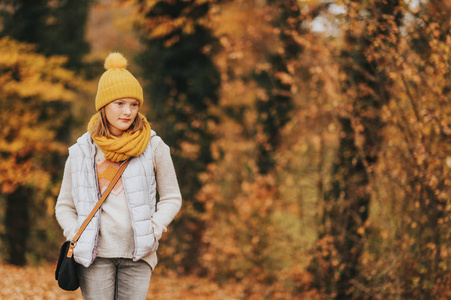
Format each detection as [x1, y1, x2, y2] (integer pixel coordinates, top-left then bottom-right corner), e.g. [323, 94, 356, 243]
[0, 264, 243, 300]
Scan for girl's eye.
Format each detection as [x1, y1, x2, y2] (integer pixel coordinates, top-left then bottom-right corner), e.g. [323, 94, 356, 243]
[132, 103, 139, 107]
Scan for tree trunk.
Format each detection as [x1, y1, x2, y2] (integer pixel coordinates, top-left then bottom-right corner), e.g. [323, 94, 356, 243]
[5, 187, 31, 266]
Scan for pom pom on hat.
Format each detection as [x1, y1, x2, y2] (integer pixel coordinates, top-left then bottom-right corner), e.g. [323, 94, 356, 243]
[95, 52, 143, 111]
[104, 52, 128, 70]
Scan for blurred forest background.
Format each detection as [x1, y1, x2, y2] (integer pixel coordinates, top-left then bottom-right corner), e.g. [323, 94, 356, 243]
[0, 0, 450, 299]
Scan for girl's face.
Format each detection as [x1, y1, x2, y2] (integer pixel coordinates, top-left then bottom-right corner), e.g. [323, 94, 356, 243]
[104, 98, 140, 137]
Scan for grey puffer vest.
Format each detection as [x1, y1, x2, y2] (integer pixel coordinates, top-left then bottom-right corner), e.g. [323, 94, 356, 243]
[69, 131, 158, 268]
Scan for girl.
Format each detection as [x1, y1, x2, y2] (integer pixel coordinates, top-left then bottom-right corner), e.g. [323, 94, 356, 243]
[55, 52, 182, 299]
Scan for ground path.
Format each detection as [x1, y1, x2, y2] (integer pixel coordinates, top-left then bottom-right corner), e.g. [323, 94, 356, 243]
[0, 264, 243, 300]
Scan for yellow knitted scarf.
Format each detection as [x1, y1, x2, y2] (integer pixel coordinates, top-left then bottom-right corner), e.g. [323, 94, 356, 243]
[87, 112, 151, 162]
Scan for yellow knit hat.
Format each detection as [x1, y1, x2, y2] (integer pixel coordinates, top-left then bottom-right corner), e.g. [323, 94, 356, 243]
[95, 52, 143, 111]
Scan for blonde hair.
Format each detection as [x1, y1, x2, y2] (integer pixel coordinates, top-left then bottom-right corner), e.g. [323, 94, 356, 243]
[90, 107, 145, 138]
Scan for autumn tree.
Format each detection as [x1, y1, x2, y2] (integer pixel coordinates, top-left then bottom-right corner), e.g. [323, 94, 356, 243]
[252, 0, 302, 174]
[0, 38, 85, 265]
[309, 0, 403, 298]
[194, 7, 272, 294]
[0, 0, 93, 265]
[0, 0, 92, 71]
[196, 1, 335, 297]
[128, 0, 220, 272]
[367, 1, 451, 297]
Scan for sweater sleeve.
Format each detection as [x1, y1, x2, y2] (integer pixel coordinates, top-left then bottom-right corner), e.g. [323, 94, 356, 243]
[151, 137, 182, 240]
[55, 158, 79, 240]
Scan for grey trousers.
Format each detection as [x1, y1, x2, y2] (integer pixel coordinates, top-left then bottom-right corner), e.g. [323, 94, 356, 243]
[78, 257, 151, 300]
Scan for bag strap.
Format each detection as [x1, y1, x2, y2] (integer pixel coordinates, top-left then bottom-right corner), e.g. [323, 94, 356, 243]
[66, 158, 131, 258]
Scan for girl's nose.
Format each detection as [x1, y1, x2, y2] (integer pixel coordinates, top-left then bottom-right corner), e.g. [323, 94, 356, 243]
[123, 104, 131, 115]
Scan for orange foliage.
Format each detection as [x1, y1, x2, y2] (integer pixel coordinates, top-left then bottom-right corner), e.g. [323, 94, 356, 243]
[197, 1, 336, 298]
[197, 0, 450, 298]
[368, 16, 451, 297]
[0, 37, 86, 195]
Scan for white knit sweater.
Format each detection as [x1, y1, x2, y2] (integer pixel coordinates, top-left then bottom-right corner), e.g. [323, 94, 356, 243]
[55, 135, 182, 270]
